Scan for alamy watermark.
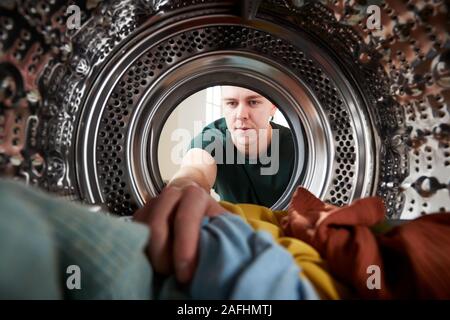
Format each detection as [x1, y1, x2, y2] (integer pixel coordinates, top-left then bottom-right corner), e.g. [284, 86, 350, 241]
[366, 264, 381, 290]
[66, 5, 81, 30]
[65, 4, 382, 31]
[366, 5, 381, 31]
[66, 265, 81, 290]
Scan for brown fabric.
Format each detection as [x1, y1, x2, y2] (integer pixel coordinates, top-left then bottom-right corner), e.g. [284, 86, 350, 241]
[281, 187, 450, 299]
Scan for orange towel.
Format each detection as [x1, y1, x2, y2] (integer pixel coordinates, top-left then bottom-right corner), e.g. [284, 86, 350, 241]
[281, 187, 450, 299]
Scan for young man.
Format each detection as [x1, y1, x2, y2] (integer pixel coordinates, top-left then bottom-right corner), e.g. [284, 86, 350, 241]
[168, 86, 295, 207]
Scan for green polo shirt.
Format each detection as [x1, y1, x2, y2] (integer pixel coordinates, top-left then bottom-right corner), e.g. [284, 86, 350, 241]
[189, 118, 295, 207]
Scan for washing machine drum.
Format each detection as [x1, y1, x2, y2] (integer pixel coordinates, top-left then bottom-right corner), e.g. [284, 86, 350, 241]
[0, 0, 449, 219]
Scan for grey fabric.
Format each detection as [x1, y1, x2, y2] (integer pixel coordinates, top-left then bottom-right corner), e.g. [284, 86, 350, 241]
[0, 179, 152, 299]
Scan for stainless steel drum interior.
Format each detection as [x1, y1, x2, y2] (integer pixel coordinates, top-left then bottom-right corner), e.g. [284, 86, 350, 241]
[0, 0, 448, 219]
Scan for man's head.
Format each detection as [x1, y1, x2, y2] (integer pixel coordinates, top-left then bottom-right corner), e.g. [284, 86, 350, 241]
[221, 86, 277, 152]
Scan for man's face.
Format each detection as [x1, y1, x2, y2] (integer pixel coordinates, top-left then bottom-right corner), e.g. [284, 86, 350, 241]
[221, 86, 276, 148]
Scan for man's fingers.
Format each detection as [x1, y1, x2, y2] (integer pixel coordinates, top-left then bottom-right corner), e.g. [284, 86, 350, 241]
[172, 185, 211, 283]
[133, 184, 226, 283]
[143, 187, 182, 275]
[205, 198, 226, 217]
[133, 197, 156, 222]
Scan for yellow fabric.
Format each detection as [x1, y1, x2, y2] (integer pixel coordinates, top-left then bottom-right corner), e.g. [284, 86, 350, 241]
[219, 201, 351, 300]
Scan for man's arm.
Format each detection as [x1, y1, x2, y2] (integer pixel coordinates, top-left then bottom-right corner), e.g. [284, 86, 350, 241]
[168, 148, 217, 192]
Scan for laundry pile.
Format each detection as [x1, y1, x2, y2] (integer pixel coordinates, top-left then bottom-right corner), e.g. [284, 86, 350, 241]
[282, 188, 450, 299]
[1, 179, 450, 299]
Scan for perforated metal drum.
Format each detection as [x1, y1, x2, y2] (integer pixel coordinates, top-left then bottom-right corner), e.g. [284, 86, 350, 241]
[0, 0, 449, 219]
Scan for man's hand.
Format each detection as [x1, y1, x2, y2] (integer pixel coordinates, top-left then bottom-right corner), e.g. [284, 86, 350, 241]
[133, 184, 225, 284]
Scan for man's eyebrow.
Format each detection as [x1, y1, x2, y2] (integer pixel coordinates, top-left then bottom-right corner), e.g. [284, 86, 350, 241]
[222, 95, 264, 100]
[246, 94, 264, 99]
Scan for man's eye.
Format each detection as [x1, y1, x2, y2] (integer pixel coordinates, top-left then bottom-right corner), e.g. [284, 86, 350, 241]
[226, 101, 237, 107]
[249, 100, 261, 106]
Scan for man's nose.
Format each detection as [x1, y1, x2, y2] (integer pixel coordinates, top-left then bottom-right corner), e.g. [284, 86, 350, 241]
[235, 103, 249, 119]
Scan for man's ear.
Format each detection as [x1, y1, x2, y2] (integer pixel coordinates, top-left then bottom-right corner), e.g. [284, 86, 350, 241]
[271, 105, 277, 117]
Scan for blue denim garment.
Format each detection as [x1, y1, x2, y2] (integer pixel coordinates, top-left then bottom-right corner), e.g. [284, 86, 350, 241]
[189, 213, 319, 299]
[157, 214, 319, 300]
[0, 179, 318, 300]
